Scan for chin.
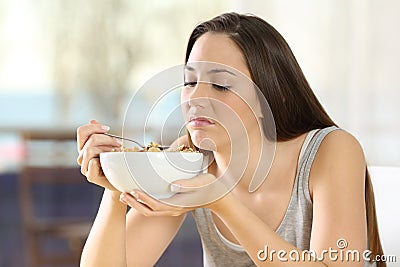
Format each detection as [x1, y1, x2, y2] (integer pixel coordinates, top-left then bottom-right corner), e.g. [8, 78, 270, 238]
[188, 130, 212, 150]
[189, 131, 227, 152]
[196, 139, 218, 151]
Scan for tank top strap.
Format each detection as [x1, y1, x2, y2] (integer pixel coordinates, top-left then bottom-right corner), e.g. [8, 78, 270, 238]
[298, 126, 341, 203]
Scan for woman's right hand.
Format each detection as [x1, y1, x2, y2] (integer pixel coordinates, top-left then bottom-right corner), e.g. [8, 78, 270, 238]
[77, 119, 122, 191]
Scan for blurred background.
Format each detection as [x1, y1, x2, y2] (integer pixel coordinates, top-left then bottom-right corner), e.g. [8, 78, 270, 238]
[0, 0, 399, 266]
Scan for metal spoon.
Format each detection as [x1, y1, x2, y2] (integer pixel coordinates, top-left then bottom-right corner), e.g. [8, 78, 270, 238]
[104, 133, 169, 150]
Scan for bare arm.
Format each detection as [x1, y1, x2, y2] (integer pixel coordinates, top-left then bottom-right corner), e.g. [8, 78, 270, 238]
[77, 121, 187, 267]
[207, 130, 367, 266]
[81, 190, 128, 266]
[125, 206, 186, 266]
[81, 190, 186, 267]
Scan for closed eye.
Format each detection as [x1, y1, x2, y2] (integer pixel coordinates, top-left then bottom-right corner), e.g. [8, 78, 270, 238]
[212, 83, 231, 91]
[184, 81, 231, 91]
[184, 81, 197, 87]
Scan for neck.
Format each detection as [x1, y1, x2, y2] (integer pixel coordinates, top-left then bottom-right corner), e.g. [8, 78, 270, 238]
[211, 131, 307, 193]
[211, 128, 272, 191]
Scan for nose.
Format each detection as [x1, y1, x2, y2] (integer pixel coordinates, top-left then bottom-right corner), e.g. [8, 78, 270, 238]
[186, 82, 210, 108]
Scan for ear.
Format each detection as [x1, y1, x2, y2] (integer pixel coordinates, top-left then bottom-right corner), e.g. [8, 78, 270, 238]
[253, 99, 264, 119]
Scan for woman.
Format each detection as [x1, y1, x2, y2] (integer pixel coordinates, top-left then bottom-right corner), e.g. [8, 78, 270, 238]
[77, 13, 384, 266]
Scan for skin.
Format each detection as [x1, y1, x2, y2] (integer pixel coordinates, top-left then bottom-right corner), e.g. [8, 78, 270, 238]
[77, 33, 367, 266]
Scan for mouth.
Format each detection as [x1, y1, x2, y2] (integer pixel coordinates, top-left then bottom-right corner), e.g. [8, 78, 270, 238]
[188, 116, 215, 127]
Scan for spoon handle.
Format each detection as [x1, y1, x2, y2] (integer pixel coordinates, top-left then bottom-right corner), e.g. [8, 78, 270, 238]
[103, 133, 170, 150]
[103, 133, 145, 148]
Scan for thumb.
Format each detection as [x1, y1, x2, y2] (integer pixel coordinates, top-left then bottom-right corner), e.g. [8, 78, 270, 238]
[90, 119, 100, 125]
[170, 173, 216, 193]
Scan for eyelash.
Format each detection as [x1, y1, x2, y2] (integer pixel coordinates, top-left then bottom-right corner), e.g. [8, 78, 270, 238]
[183, 82, 231, 91]
[183, 82, 197, 87]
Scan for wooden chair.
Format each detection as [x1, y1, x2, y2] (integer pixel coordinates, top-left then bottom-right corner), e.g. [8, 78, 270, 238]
[19, 129, 97, 267]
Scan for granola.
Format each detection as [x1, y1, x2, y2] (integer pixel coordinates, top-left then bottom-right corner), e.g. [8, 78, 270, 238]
[112, 141, 197, 153]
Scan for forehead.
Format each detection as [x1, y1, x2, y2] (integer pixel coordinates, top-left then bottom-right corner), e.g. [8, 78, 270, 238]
[187, 33, 251, 79]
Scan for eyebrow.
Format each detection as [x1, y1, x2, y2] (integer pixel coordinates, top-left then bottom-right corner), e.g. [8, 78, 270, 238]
[184, 65, 237, 76]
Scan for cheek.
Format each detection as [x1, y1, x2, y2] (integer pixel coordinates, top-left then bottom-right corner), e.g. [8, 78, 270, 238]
[230, 98, 257, 128]
[181, 89, 188, 101]
[180, 91, 190, 115]
[241, 105, 258, 128]
[224, 95, 250, 118]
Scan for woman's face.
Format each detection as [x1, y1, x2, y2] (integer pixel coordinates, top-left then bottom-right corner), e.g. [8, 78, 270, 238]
[182, 33, 262, 151]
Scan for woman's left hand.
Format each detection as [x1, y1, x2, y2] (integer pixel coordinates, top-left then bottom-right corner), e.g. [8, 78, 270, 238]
[120, 173, 232, 217]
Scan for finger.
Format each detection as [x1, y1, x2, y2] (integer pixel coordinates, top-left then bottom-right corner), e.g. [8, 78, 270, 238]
[77, 134, 121, 166]
[77, 145, 120, 166]
[122, 193, 158, 216]
[76, 120, 111, 151]
[86, 158, 117, 191]
[81, 133, 121, 152]
[122, 193, 184, 217]
[166, 174, 230, 207]
[80, 146, 112, 175]
[130, 190, 184, 212]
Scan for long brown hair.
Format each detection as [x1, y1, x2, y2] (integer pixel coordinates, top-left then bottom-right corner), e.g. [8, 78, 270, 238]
[185, 12, 384, 265]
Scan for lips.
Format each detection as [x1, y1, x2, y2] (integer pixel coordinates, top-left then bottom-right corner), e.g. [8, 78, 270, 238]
[188, 116, 215, 127]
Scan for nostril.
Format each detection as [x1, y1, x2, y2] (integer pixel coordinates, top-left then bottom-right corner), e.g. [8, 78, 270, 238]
[188, 98, 206, 108]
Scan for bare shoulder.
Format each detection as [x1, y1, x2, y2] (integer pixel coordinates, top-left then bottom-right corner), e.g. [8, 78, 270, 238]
[168, 135, 190, 150]
[315, 129, 365, 164]
[309, 129, 366, 198]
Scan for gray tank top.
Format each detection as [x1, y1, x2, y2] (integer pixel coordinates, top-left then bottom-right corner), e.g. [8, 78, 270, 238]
[192, 126, 374, 266]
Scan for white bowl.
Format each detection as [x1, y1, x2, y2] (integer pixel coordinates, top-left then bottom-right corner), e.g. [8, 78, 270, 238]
[100, 151, 204, 199]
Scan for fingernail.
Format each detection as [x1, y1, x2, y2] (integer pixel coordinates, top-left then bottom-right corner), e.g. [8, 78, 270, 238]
[115, 139, 123, 145]
[170, 183, 180, 193]
[130, 191, 139, 199]
[101, 125, 110, 131]
[120, 194, 127, 204]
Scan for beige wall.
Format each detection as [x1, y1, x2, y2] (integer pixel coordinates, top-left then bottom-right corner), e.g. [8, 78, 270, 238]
[232, 0, 400, 166]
